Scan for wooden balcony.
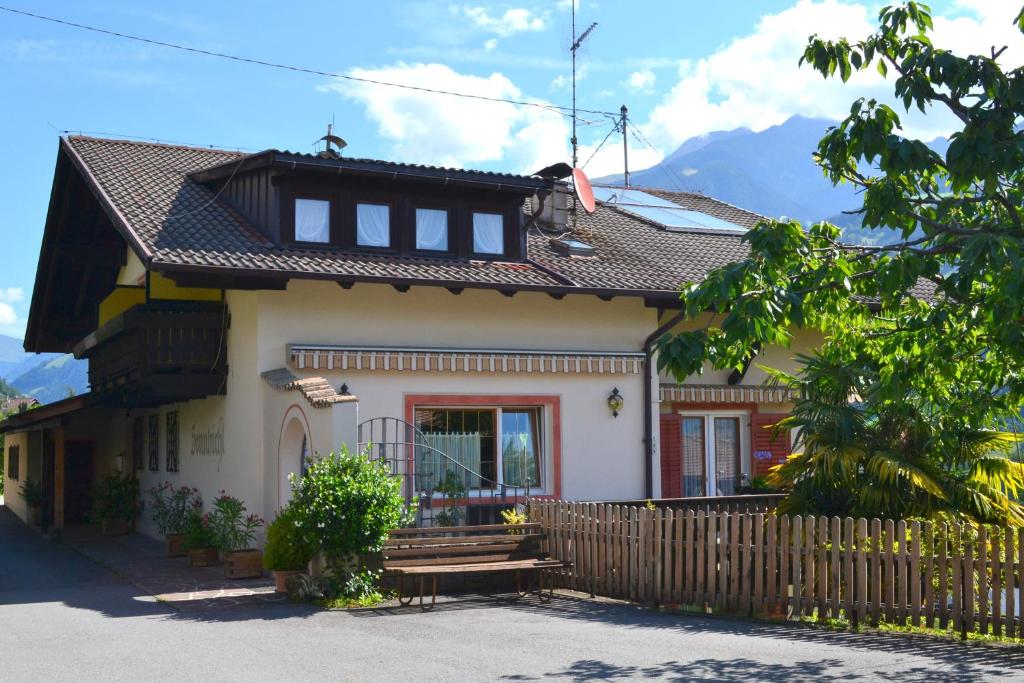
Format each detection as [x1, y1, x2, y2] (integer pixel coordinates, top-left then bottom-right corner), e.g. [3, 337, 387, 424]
[74, 301, 229, 407]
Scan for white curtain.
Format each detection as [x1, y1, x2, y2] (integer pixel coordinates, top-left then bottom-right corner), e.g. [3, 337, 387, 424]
[294, 198, 330, 243]
[419, 433, 482, 489]
[357, 203, 390, 247]
[416, 208, 448, 251]
[473, 212, 504, 254]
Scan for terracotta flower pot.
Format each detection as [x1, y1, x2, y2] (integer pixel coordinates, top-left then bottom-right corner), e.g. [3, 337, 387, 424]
[165, 533, 187, 558]
[272, 569, 304, 592]
[189, 547, 220, 567]
[101, 518, 131, 536]
[224, 549, 263, 579]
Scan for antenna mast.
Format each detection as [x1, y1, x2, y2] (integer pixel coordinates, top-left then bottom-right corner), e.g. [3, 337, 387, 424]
[570, 2, 597, 169]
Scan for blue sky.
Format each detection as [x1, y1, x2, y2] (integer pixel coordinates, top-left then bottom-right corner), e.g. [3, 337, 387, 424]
[0, 0, 1019, 340]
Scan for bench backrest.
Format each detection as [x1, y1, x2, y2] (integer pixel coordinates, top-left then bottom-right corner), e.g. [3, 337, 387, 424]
[384, 523, 545, 568]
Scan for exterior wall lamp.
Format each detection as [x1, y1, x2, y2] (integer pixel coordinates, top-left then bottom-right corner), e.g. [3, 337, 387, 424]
[607, 387, 624, 417]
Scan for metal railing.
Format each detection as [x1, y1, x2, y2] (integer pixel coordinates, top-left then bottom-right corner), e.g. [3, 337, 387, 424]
[357, 416, 528, 527]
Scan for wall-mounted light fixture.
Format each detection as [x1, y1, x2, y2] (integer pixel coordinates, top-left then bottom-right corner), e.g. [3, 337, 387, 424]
[607, 387, 624, 417]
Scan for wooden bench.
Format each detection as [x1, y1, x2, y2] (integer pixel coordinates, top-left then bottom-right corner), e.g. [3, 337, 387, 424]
[383, 522, 570, 609]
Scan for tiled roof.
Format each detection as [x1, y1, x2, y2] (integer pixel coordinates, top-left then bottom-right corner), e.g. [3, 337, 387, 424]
[62, 136, 769, 296]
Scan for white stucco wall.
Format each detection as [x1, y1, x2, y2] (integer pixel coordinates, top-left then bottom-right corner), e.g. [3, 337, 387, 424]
[251, 280, 657, 502]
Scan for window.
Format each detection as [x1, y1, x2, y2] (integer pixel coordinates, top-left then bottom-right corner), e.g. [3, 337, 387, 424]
[415, 208, 448, 251]
[7, 444, 19, 481]
[148, 414, 160, 472]
[165, 412, 179, 472]
[414, 406, 543, 491]
[472, 212, 504, 255]
[679, 412, 747, 496]
[356, 202, 390, 247]
[133, 416, 144, 471]
[294, 198, 330, 243]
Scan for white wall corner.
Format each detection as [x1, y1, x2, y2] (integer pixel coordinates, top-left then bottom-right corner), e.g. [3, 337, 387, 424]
[331, 398, 360, 455]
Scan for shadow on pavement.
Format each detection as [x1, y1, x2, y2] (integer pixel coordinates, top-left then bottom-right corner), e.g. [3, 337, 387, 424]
[353, 592, 1024, 679]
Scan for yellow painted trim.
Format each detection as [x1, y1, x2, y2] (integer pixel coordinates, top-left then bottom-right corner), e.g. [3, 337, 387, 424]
[149, 272, 222, 302]
[98, 287, 145, 326]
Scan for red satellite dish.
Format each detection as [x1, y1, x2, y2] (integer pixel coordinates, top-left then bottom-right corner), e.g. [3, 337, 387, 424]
[572, 167, 596, 214]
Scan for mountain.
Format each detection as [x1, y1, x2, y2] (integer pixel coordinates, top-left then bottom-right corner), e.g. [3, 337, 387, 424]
[0, 334, 89, 404]
[11, 353, 89, 404]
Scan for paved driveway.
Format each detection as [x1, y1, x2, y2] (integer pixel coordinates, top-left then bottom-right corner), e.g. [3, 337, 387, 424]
[3, 506, 1024, 682]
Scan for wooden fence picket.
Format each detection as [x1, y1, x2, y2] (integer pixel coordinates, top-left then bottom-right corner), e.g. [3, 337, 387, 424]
[753, 513, 765, 616]
[992, 529, 1002, 638]
[910, 521, 921, 627]
[855, 517, 868, 625]
[695, 511, 706, 607]
[978, 525, 988, 635]
[792, 515, 803, 617]
[896, 519, 907, 626]
[923, 521, 934, 629]
[804, 516, 815, 618]
[766, 515, 778, 614]
[817, 516, 828, 621]
[1006, 528, 1016, 639]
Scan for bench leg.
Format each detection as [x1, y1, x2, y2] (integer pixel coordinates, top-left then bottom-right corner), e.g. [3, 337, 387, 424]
[418, 575, 437, 611]
[538, 569, 551, 603]
[398, 576, 413, 607]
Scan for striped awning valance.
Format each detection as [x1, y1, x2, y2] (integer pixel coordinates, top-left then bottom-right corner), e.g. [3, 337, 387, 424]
[288, 344, 645, 375]
[659, 384, 796, 404]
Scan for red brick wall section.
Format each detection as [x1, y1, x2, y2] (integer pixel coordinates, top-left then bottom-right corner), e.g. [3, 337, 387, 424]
[659, 413, 682, 498]
[750, 413, 791, 478]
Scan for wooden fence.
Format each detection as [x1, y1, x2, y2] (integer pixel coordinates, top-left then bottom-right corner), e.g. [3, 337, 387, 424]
[529, 499, 1024, 638]
[595, 494, 784, 516]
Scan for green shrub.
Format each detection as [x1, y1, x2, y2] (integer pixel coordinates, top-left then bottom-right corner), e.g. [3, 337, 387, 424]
[207, 492, 264, 552]
[182, 508, 217, 551]
[19, 477, 42, 508]
[288, 446, 406, 567]
[147, 482, 202, 536]
[94, 474, 140, 522]
[263, 504, 316, 571]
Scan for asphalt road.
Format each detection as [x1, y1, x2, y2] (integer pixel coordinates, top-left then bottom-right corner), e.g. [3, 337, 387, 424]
[2, 507, 1023, 682]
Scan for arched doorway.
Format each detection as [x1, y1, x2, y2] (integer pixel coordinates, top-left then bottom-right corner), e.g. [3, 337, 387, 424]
[278, 409, 311, 507]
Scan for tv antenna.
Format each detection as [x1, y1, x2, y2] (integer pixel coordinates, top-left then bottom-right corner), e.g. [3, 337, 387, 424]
[570, 2, 597, 169]
[317, 122, 347, 160]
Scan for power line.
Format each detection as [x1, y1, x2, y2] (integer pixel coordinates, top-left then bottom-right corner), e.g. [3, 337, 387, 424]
[0, 5, 617, 123]
[627, 118, 691, 193]
[580, 122, 618, 171]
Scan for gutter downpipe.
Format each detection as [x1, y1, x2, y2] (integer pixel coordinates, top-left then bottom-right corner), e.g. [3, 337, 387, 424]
[643, 309, 687, 499]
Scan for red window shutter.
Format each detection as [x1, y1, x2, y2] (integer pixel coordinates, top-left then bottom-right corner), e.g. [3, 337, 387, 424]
[750, 413, 791, 478]
[659, 413, 682, 498]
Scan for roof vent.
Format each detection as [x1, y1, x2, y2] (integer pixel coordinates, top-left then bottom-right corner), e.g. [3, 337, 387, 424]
[316, 123, 347, 160]
[550, 236, 596, 257]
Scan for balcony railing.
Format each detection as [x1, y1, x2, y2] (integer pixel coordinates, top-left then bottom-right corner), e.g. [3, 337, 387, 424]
[74, 301, 228, 406]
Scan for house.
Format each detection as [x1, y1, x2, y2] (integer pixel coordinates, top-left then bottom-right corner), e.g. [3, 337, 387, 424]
[0, 135, 808, 536]
[3, 396, 41, 413]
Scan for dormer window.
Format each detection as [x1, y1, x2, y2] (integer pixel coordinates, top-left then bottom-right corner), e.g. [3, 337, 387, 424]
[472, 212, 504, 255]
[357, 202, 391, 248]
[415, 208, 449, 251]
[294, 198, 330, 244]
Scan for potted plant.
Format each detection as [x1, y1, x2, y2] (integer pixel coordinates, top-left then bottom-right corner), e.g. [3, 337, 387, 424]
[208, 491, 265, 579]
[183, 508, 219, 566]
[148, 483, 202, 557]
[19, 477, 42, 527]
[263, 504, 316, 592]
[94, 473, 140, 535]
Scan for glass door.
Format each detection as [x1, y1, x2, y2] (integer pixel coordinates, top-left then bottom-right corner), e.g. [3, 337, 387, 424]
[680, 413, 746, 496]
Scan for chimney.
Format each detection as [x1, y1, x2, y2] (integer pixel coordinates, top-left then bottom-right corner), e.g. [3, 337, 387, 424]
[532, 180, 569, 228]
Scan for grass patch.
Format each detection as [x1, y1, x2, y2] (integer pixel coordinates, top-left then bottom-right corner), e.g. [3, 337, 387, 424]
[317, 591, 386, 609]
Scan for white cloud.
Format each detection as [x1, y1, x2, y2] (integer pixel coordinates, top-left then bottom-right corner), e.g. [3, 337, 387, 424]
[0, 287, 23, 304]
[641, 0, 1024, 152]
[484, 38, 498, 51]
[323, 62, 570, 173]
[452, 6, 549, 38]
[624, 69, 656, 93]
[0, 303, 16, 326]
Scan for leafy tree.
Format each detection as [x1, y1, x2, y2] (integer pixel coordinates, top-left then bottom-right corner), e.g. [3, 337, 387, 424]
[657, 2, 1024, 524]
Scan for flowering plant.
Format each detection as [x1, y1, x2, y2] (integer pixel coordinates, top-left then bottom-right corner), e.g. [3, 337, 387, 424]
[183, 510, 218, 551]
[207, 492, 264, 553]
[147, 482, 202, 536]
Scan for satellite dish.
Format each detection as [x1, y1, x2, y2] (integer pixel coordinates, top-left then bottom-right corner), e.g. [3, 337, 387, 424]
[317, 123, 347, 159]
[573, 167, 596, 214]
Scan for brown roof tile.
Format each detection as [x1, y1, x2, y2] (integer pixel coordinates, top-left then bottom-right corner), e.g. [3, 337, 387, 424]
[61, 136, 775, 297]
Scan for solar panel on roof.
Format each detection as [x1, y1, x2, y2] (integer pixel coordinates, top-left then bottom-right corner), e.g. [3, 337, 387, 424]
[591, 186, 744, 233]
